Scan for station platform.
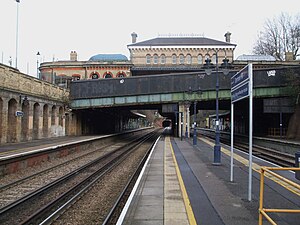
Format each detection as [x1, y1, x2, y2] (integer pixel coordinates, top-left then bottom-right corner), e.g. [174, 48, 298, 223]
[119, 135, 300, 225]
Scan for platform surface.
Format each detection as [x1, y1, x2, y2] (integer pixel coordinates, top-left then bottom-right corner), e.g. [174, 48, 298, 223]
[120, 135, 300, 225]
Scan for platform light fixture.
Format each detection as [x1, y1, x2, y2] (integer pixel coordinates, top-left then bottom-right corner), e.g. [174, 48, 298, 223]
[202, 53, 233, 164]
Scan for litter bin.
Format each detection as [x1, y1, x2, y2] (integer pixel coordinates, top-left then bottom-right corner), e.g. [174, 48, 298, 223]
[295, 152, 300, 180]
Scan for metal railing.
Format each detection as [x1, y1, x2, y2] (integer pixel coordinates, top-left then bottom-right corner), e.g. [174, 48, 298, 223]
[259, 167, 300, 225]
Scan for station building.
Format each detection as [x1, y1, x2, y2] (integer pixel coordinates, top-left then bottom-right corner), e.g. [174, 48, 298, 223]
[39, 52, 133, 88]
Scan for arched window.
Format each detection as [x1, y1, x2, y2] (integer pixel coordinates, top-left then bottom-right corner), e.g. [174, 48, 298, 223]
[160, 54, 166, 64]
[197, 55, 203, 64]
[172, 54, 177, 64]
[211, 54, 217, 64]
[179, 54, 184, 64]
[153, 54, 158, 64]
[146, 54, 151, 64]
[90, 72, 99, 79]
[117, 72, 126, 78]
[72, 74, 81, 81]
[186, 54, 192, 64]
[103, 72, 113, 79]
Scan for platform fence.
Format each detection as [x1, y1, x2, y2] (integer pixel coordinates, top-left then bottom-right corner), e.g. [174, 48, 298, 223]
[259, 167, 300, 225]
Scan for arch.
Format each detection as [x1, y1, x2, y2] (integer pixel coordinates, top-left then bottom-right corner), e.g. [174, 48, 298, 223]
[43, 104, 49, 137]
[179, 54, 185, 64]
[33, 103, 40, 139]
[0, 98, 3, 143]
[211, 54, 217, 64]
[72, 74, 81, 81]
[186, 54, 192, 64]
[153, 54, 158, 64]
[172, 54, 177, 64]
[21, 100, 30, 141]
[146, 54, 151, 64]
[51, 105, 56, 126]
[160, 54, 166, 64]
[90, 72, 99, 79]
[197, 54, 203, 64]
[58, 106, 64, 127]
[116, 72, 126, 78]
[103, 72, 113, 79]
[7, 99, 18, 143]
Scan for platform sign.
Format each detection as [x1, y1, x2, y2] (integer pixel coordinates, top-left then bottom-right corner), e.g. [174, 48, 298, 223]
[15, 111, 24, 117]
[231, 82, 249, 103]
[230, 64, 253, 201]
[231, 65, 249, 90]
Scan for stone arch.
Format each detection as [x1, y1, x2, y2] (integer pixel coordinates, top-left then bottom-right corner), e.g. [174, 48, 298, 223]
[51, 105, 57, 126]
[43, 104, 49, 137]
[21, 100, 30, 141]
[33, 103, 40, 139]
[58, 106, 64, 127]
[7, 98, 18, 143]
[0, 98, 3, 143]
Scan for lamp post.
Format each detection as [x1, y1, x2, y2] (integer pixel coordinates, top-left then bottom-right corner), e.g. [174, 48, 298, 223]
[203, 53, 232, 164]
[15, 0, 20, 68]
[36, 52, 40, 78]
[193, 101, 197, 145]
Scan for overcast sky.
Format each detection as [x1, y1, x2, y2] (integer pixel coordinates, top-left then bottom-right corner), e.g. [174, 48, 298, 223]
[0, 0, 299, 77]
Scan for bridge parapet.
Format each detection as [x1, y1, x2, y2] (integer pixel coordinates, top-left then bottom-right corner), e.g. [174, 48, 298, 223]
[0, 64, 69, 102]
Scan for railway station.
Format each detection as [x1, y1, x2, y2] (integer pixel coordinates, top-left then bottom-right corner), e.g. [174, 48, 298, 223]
[0, 128, 299, 224]
[1, 32, 300, 224]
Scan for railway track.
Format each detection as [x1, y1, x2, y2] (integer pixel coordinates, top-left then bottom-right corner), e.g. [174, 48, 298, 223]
[0, 129, 161, 225]
[200, 130, 295, 167]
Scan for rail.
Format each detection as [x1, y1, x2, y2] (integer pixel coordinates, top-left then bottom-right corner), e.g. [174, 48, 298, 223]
[259, 167, 300, 225]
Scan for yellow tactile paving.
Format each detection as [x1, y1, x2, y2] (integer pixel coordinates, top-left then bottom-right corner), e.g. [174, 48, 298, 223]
[164, 136, 197, 225]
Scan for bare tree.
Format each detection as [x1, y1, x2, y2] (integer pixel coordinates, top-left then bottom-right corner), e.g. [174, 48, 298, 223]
[253, 13, 300, 60]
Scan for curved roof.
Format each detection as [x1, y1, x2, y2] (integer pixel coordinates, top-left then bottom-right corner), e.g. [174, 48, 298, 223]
[236, 54, 276, 61]
[89, 54, 128, 62]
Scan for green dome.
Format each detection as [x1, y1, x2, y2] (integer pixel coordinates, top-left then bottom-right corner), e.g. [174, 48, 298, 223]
[89, 54, 128, 62]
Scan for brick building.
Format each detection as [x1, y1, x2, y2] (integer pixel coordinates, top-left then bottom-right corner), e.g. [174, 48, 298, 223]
[39, 52, 133, 87]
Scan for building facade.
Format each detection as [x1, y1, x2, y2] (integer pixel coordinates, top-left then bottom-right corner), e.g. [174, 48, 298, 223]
[127, 32, 236, 76]
[39, 52, 133, 87]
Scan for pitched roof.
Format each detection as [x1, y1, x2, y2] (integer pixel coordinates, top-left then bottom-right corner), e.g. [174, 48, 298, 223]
[128, 37, 236, 47]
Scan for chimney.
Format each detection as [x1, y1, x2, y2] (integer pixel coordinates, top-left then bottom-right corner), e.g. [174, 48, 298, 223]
[131, 32, 138, 43]
[224, 31, 231, 43]
[285, 52, 294, 61]
[70, 51, 77, 61]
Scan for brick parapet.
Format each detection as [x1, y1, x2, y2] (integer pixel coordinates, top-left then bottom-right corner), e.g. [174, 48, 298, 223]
[0, 64, 69, 103]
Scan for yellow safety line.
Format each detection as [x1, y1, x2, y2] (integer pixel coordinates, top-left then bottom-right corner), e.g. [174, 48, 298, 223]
[167, 137, 197, 225]
[199, 137, 300, 196]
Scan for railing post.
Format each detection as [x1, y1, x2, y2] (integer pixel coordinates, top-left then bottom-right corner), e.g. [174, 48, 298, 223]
[259, 167, 265, 225]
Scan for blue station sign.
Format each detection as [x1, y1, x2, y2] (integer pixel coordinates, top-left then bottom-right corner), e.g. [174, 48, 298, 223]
[231, 82, 249, 103]
[231, 65, 249, 90]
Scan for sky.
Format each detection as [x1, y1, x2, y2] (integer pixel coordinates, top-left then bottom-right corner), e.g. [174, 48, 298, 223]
[0, 0, 299, 77]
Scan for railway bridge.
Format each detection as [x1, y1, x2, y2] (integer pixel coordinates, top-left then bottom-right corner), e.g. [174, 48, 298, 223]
[70, 66, 300, 138]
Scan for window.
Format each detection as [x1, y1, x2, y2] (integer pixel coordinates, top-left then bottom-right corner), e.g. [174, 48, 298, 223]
[90, 72, 99, 79]
[186, 54, 192, 64]
[153, 54, 158, 64]
[172, 54, 177, 64]
[160, 54, 166, 64]
[179, 54, 184, 64]
[72, 74, 80, 81]
[104, 72, 113, 78]
[146, 54, 151, 64]
[211, 54, 217, 64]
[117, 72, 126, 78]
[197, 55, 203, 64]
